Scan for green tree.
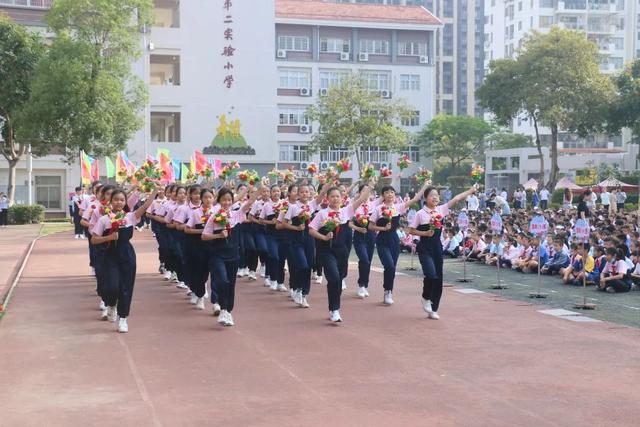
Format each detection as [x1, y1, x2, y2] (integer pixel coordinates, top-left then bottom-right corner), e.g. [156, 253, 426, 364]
[416, 114, 493, 174]
[477, 27, 614, 188]
[0, 16, 45, 204]
[607, 59, 640, 139]
[306, 73, 412, 167]
[21, 0, 152, 162]
[486, 132, 532, 150]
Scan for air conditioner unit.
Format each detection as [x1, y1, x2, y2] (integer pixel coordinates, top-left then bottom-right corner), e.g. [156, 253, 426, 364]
[319, 88, 329, 96]
[419, 55, 429, 64]
[299, 87, 311, 96]
[358, 52, 369, 62]
[380, 90, 391, 99]
[300, 162, 310, 170]
[340, 52, 350, 61]
[148, 42, 155, 51]
[320, 161, 330, 171]
[299, 124, 311, 133]
[380, 162, 390, 169]
[277, 49, 287, 58]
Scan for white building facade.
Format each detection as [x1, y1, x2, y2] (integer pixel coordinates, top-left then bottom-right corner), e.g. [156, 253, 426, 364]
[0, 0, 441, 215]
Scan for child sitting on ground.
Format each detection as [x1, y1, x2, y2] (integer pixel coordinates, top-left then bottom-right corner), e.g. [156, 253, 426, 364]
[598, 247, 632, 293]
[512, 235, 533, 271]
[563, 243, 594, 285]
[541, 239, 570, 275]
[485, 234, 504, 266]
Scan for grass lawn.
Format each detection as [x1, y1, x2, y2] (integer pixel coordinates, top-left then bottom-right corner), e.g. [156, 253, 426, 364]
[39, 222, 73, 237]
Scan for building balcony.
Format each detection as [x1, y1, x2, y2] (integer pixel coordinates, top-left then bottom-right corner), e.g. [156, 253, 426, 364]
[0, 0, 52, 8]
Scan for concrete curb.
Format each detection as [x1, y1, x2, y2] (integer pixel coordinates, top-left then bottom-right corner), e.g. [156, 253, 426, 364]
[0, 233, 42, 318]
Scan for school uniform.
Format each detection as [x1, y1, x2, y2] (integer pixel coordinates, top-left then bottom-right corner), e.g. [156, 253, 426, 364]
[351, 202, 376, 289]
[166, 202, 188, 284]
[599, 260, 632, 293]
[285, 201, 317, 296]
[410, 204, 450, 313]
[173, 202, 200, 289]
[309, 205, 354, 312]
[249, 200, 269, 277]
[93, 211, 142, 319]
[259, 200, 281, 285]
[154, 199, 173, 275]
[202, 206, 247, 314]
[186, 206, 215, 302]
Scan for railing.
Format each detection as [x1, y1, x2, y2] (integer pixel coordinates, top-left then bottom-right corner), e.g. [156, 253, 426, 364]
[0, 0, 52, 8]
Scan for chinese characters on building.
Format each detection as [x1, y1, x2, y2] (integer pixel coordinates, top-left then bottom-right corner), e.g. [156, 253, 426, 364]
[222, 0, 235, 88]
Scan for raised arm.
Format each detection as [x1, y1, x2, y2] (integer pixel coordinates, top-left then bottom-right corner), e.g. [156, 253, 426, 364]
[351, 178, 376, 211]
[241, 185, 260, 213]
[314, 182, 330, 206]
[406, 180, 431, 208]
[447, 186, 477, 210]
[134, 188, 159, 220]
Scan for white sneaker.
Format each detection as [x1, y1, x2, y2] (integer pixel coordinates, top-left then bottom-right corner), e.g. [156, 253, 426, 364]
[196, 298, 205, 310]
[289, 288, 295, 299]
[236, 268, 244, 278]
[248, 271, 257, 281]
[163, 271, 172, 281]
[330, 310, 342, 322]
[357, 287, 366, 299]
[118, 317, 128, 333]
[294, 290, 303, 306]
[171, 273, 179, 283]
[159, 264, 166, 274]
[204, 291, 209, 299]
[218, 310, 228, 324]
[301, 297, 310, 308]
[186, 290, 192, 296]
[341, 279, 347, 290]
[91, 267, 95, 275]
[75, 234, 79, 239]
[190, 293, 198, 305]
[269, 280, 278, 291]
[107, 306, 118, 322]
[383, 291, 394, 305]
[99, 300, 106, 310]
[260, 266, 266, 277]
[212, 303, 221, 316]
[364, 288, 370, 297]
[277, 283, 287, 292]
[422, 298, 433, 314]
[311, 272, 318, 281]
[80, 234, 86, 240]
[225, 312, 235, 326]
[429, 311, 440, 320]
[315, 275, 323, 284]
[100, 307, 109, 320]
[176, 281, 188, 289]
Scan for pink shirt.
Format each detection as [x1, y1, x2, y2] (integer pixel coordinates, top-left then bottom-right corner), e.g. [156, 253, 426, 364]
[309, 205, 355, 230]
[155, 200, 174, 218]
[186, 206, 212, 228]
[148, 198, 166, 215]
[370, 202, 409, 224]
[92, 211, 139, 236]
[80, 195, 96, 212]
[250, 200, 266, 218]
[284, 201, 316, 222]
[202, 205, 247, 234]
[174, 203, 200, 224]
[602, 260, 628, 276]
[409, 205, 450, 229]
[165, 202, 184, 223]
[259, 200, 278, 220]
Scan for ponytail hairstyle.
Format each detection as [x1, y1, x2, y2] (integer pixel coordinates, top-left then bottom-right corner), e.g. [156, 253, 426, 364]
[200, 187, 214, 199]
[217, 187, 234, 203]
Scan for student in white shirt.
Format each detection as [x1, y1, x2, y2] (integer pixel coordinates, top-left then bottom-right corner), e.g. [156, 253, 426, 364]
[539, 187, 550, 210]
[466, 194, 479, 211]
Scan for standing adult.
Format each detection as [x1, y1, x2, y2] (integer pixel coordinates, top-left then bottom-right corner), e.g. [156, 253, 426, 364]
[599, 187, 611, 212]
[616, 186, 627, 213]
[577, 190, 592, 220]
[466, 192, 479, 212]
[562, 189, 573, 211]
[539, 187, 550, 210]
[0, 192, 8, 227]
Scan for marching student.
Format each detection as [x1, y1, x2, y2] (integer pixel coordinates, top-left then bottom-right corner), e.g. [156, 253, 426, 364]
[309, 180, 374, 323]
[184, 187, 218, 313]
[173, 184, 202, 298]
[248, 186, 270, 282]
[408, 185, 477, 320]
[202, 186, 259, 327]
[91, 187, 159, 333]
[275, 184, 298, 297]
[259, 185, 288, 292]
[349, 183, 378, 299]
[151, 184, 175, 281]
[368, 180, 431, 305]
[165, 186, 188, 289]
[146, 186, 167, 273]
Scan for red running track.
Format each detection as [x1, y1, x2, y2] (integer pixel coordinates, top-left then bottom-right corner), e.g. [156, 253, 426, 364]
[1, 231, 639, 426]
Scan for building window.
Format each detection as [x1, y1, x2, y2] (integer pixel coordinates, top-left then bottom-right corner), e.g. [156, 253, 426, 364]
[398, 41, 427, 56]
[320, 37, 350, 53]
[278, 106, 309, 125]
[278, 69, 311, 89]
[400, 74, 421, 91]
[611, 57, 623, 69]
[492, 157, 507, 170]
[401, 111, 420, 127]
[359, 39, 389, 55]
[442, 100, 454, 114]
[401, 146, 420, 162]
[150, 55, 180, 86]
[151, 112, 181, 143]
[443, 24, 454, 56]
[319, 70, 350, 89]
[539, 16, 554, 28]
[443, 0, 453, 17]
[153, 0, 180, 28]
[278, 36, 310, 52]
[320, 148, 351, 163]
[443, 62, 453, 94]
[361, 147, 390, 164]
[540, 0, 554, 7]
[35, 176, 62, 210]
[279, 144, 309, 162]
[510, 157, 520, 169]
[360, 71, 390, 91]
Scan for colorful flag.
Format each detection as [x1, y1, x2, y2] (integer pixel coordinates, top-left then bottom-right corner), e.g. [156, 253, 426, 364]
[189, 157, 196, 174]
[116, 151, 129, 183]
[213, 159, 222, 176]
[80, 151, 92, 185]
[194, 150, 208, 173]
[91, 159, 99, 181]
[172, 160, 180, 183]
[181, 163, 190, 181]
[105, 157, 116, 178]
[158, 149, 173, 183]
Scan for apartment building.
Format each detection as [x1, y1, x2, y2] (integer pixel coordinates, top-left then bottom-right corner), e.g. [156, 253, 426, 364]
[0, 0, 441, 212]
[328, 0, 486, 116]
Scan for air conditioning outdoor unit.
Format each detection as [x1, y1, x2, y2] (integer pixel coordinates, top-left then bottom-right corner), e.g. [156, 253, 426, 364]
[299, 87, 311, 96]
[380, 90, 391, 99]
[320, 161, 330, 171]
[299, 124, 311, 133]
[419, 55, 429, 64]
[340, 52, 350, 61]
[358, 52, 369, 62]
[277, 49, 287, 58]
[319, 88, 329, 96]
[380, 162, 390, 169]
[300, 162, 310, 171]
